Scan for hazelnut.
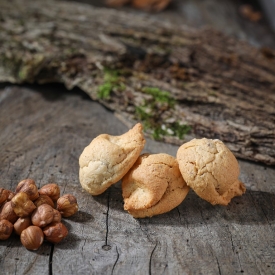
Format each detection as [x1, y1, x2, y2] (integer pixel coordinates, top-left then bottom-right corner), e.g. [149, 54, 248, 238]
[52, 209, 62, 223]
[31, 204, 54, 227]
[57, 194, 78, 217]
[11, 192, 36, 217]
[0, 188, 9, 205]
[0, 201, 18, 223]
[34, 195, 54, 208]
[39, 183, 60, 202]
[0, 219, 13, 240]
[15, 179, 39, 201]
[43, 222, 68, 244]
[7, 190, 15, 201]
[14, 217, 32, 235]
[20, 226, 44, 250]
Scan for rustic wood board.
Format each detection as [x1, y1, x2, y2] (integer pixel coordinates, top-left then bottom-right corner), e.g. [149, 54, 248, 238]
[0, 86, 275, 274]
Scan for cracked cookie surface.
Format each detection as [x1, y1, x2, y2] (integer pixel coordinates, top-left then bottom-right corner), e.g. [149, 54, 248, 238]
[176, 138, 246, 205]
[79, 123, 145, 195]
[122, 153, 190, 218]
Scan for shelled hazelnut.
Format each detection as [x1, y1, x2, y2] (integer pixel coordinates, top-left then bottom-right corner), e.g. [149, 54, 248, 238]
[14, 217, 32, 235]
[21, 226, 44, 250]
[15, 179, 39, 201]
[1, 179, 78, 251]
[31, 204, 54, 228]
[39, 184, 60, 202]
[7, 190, 15, 201]
[0, 188, 9, 205]
[0, 201, 18, 224]
[34, 195, 54, 208]
[43, 222, 68, 244]
[57, 194, 78, 217]
[11, 192, 36, 217]
[52, 209, 62, 223]
[0, 219, 13, 240]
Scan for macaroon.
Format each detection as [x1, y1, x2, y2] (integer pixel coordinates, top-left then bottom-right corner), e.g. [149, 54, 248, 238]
[176, 138, 246, 205]
[79, 123, 145, 195]
[122, 153, 190, 218]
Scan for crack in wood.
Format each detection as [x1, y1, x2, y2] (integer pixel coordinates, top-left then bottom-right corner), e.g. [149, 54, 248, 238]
[215, 256, 222, 275]
[104, 190, 111, 248]
[149, 242, 158, 275]
[49, 244, 54, 275]
[111, 245, 119, 275]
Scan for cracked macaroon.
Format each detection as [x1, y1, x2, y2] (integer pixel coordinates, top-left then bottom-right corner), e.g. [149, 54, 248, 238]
[176, 138, 246, 205]
[79, 123, 145, 195]
[122, 153, 190, 218]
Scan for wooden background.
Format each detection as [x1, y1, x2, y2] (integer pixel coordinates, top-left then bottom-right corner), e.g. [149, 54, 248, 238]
[1, 0, 275, 274]
[1, 85, 275, 274]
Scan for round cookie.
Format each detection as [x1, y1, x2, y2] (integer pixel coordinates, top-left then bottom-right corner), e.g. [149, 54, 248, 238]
[79, 123, 145, 195]
[176, 138, 246, 205]
[122, 153, 190, 218]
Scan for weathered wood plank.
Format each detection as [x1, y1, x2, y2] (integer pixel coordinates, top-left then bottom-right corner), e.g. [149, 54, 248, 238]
[0, 86, 119, 274]
[1, 86, 275, 275]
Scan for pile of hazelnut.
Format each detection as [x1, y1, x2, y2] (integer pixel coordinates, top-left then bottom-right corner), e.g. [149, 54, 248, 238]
[0, 179, 78, 250]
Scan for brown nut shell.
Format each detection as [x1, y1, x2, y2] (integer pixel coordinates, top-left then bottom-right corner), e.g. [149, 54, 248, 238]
[57, 194, 78, 217]
[7, 190, 15, 201]
[15, 179, 39, 201]
[0, 219, 13, 240]
[43, 222, 68, 244]
[0, 188, 9, 205]
[0, 201, 18, 224]
[52, 209, 62, 223]
[21, 226, 44, 250]
[39, 184, 60, 202]
[14, 217, 32, 235]
[31, 204, 54, 228]
[34, 195, 54, 208]
[11, 192, 36, 217]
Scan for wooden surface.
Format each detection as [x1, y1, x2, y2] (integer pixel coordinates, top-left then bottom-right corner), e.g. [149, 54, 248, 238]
[1, 0, 275, 274]
[0, 86, 275, 275]
[1, 0, 275, 165]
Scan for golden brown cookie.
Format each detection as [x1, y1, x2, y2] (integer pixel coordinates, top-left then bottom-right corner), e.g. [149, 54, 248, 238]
[122, 153, 190, 218]
[176, 138, 246, 205]
[79, 123, 145, 195]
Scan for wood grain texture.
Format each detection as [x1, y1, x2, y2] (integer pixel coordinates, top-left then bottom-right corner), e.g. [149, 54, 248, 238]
[0, 87, 275, 274]
[0, 0, 275, 165]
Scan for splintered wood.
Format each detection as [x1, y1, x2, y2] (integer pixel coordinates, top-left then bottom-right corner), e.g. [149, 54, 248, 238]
[0, 0, 274, 165]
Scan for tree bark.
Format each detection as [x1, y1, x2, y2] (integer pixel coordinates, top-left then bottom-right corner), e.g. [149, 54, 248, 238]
[0, 0, 274, 165]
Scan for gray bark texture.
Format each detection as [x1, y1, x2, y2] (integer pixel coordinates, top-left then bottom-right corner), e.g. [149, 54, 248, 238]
[0, 0, 275, 166]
